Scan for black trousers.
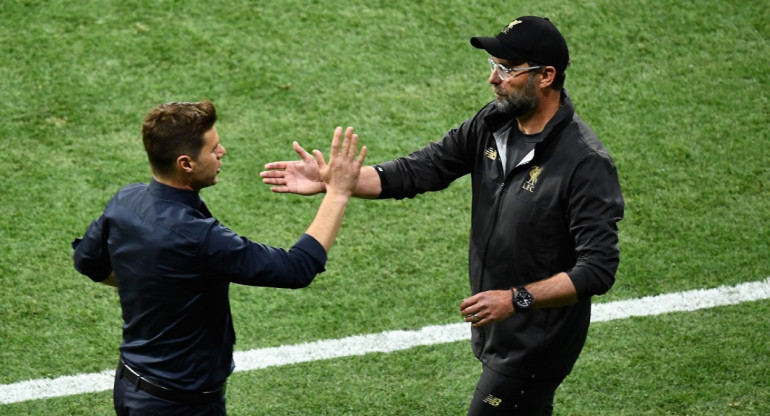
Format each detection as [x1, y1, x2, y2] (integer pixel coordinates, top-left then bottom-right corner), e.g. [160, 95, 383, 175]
[467, 366, 564, 416]
[113, 366, 226, 416]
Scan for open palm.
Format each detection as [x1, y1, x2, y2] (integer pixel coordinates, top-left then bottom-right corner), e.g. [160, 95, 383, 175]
[261, 141, 326, 195]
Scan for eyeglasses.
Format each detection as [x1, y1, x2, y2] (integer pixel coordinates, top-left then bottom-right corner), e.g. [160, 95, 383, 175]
[488, 58, 542, 80]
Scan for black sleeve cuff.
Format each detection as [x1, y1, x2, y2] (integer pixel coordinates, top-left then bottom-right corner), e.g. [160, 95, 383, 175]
[373, 164, 392, 199]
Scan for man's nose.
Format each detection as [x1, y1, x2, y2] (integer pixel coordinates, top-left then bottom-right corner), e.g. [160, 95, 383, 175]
[488, 69, 502, 85]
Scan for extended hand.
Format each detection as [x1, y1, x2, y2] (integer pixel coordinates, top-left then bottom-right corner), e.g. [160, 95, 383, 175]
[315, 127, 367, 196]
[459, 290, 515, 328]
[301, 127, 367, 253]
[261, 141, 325, 195]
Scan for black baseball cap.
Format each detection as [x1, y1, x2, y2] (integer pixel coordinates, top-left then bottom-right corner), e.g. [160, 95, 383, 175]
[470, 16, 570, 72]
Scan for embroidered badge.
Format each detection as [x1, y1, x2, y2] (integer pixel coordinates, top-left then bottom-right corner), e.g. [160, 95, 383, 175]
[502, 19, 523, 34]
[522, 165, 543, 192]
[484, 147, 498, 161]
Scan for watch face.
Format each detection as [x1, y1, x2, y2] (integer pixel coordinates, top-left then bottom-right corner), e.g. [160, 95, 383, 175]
[515, 290, 534, 308]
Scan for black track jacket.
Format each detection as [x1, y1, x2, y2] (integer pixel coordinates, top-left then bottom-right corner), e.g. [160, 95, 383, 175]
[375, 91, 624, 380]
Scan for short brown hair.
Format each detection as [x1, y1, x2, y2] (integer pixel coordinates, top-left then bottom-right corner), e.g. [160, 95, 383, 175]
[142, 100, 217, 176]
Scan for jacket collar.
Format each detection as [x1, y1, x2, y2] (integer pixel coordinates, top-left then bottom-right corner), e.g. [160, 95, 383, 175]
[483, 89, 575, 145]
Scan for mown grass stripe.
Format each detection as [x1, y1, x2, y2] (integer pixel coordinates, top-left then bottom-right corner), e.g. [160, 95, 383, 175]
[2, 278, 768, 405]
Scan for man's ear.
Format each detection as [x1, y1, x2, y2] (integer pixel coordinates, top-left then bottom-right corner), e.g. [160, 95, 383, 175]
[177, 155, 194, 174]
[539, 66, 557, 88]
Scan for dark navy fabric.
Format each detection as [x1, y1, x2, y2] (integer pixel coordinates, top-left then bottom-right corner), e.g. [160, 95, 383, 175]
[114, 367, 226, 416]
[74, 179, 326, 391]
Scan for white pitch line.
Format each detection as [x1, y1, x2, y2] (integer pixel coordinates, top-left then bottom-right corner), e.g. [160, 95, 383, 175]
[2, 278, 769, 405]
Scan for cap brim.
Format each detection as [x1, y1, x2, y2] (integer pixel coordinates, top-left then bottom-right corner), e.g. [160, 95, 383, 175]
[470, 36, 526, 62]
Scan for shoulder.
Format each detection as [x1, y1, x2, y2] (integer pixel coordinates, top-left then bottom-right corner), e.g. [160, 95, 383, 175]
[114, 182, 148, 198]
[446, 101, 501, 149]
[563, 114, 614, 162]
[101, 183, 146, 208]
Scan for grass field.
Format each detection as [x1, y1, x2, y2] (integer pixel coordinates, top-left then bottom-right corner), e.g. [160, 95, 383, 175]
[1, 0, 768, 414]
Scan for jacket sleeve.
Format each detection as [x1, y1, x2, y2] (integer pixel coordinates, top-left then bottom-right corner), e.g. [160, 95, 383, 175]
[72, 214, 113, 282]
[376, 115, 482, 199]
[566, 152, 625, 298]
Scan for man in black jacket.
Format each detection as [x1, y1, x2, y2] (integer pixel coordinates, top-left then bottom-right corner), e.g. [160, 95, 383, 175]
[261, 16, 624, 415]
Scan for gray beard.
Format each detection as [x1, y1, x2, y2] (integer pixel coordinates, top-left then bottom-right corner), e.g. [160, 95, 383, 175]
[494, 76, 538, 117]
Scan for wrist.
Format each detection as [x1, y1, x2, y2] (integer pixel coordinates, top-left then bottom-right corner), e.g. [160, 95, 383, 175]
[511, 286, 534, 313]
[323, 189, 353, 203]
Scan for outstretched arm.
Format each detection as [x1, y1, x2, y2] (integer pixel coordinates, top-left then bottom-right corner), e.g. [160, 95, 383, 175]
[261, 141, 382, 199]
[303, 127, 368, 252]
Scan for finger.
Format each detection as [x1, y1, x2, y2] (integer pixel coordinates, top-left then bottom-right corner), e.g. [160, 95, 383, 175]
[356, 145, 368, 165]
[459, 296, 477, 311]
[269, 186, 291, 193]
[330, 126, 343, 158]
[295, 142, 317, 164]
[471, 311, 490, 326]
[459, 302, 479, 317]
[343, 127, 355, 159]
[260, 171, 286, 179]
[261, 177, 287, 185]
[313, 149, 327, 170]
[263, 161, 290, 170]
[463, 313, 484, 324]
[348, 132, 360, 161]
[291, 140, 310, 159]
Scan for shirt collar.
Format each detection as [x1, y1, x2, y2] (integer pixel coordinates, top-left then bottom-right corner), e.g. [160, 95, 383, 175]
[148, 178, 205, 211]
